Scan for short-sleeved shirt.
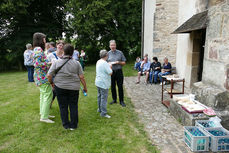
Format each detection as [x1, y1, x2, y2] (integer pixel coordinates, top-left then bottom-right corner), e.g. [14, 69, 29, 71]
[150, 62, 161, 72]
[47, 51, 59, 63]
[47, 47, 56, 54]
[95, 59, 112, 89]
[141, 61, 151, 72]
[24, 50, 34, 66]
[72, 50, 79, 61]
[162, 62, 172, 73]
[107, 50, 126, 70]
[48, 56, 83, 91]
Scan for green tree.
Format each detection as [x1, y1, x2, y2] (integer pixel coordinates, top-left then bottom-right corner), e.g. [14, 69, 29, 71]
[0, 0, 67, 71]
[66, 0, 142, 63]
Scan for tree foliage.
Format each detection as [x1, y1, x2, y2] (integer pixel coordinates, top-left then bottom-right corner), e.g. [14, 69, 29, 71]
[0, 0, 142, 71]
[65, 0, 142, 63]
[0, 0, 67, 71]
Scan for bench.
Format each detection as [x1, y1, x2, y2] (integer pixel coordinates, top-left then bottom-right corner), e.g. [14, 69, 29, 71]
[149, 67, 176, 83]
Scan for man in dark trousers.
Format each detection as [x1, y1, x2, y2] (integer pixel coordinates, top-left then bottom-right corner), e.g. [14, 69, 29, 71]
[107, 40, 126, 107]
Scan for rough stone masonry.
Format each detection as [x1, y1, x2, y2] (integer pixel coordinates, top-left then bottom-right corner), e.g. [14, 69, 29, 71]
[192, 1, 229, 129]
[153, 0, 179, 65]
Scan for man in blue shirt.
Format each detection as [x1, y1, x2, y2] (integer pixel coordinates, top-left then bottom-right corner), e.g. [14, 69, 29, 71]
[136, 56, 150, 84]
[47, 42, 57, 54]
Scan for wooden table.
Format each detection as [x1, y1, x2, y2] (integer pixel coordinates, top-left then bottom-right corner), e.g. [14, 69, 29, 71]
[161, 75, 185, 107]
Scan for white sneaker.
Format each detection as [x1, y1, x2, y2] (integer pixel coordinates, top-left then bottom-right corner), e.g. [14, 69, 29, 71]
[160, 82, 162, 85]
[103, 114, 111, 118]
[40, 118, 55, 123]
[69, 128, 76, 131]
[48, 115, 55, 119]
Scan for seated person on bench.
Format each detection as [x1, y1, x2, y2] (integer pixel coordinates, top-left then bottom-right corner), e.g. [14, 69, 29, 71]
[134, 57, 141, 71]
[149, 57, 161, 84]
[158, 57, 172, 85]
[136, 56, 150, 84]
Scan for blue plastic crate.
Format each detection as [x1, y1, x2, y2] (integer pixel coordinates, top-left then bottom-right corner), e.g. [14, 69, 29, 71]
[206, 127, 229, 152]
[196, 120, 217, 130]
[184, 126, 210, 152]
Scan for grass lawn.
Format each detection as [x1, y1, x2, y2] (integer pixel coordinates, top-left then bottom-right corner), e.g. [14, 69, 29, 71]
[0, 62, 158, 153]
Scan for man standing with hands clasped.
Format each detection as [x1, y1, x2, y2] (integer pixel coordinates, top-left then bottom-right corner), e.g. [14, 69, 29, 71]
[107, 40, 126, 107]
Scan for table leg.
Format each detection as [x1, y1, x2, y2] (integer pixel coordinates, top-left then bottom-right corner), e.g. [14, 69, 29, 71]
[182, 79, 185, 94]
[161, 78, 164, 103]
[170, 79, 173, 98]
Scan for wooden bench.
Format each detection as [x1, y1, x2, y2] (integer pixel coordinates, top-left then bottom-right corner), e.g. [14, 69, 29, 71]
[149, 67, 176, 84]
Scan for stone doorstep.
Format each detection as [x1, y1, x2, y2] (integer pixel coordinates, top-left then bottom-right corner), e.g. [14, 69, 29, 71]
[192, 82, 229, 129]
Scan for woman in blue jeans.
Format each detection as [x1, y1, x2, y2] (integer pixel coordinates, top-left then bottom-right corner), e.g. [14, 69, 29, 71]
[159, 57, 172, 85]
[149, 57, 161, 84]
[24, 43, 34, 82]
[95, 50, 113, 118]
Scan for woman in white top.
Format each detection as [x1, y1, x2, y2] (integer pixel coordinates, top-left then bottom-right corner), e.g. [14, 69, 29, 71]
[47, 40, 64, 63]
[95, 50, 113, 118]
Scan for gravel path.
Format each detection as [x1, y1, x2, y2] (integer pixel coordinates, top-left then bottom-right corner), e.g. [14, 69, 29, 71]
[124, 76, 193, 153]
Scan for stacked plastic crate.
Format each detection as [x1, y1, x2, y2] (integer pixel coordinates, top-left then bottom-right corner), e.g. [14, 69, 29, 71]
[184, 126, 210, 152]
[196, 120, 229, 152]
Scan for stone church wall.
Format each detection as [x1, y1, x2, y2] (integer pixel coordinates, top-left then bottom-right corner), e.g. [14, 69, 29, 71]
[152, 0, 179, 65]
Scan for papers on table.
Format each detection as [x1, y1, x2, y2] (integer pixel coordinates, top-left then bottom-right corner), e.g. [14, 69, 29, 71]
[162, 75, 183, 81]
[173, 94, 207, 113]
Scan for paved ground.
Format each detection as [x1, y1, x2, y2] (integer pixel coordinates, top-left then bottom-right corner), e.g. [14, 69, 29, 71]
[124, 76, 193, 153]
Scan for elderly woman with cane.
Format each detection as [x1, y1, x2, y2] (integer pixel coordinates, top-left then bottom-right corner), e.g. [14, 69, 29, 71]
[47, 44, 87, 130]
[95, 50, 113, 118]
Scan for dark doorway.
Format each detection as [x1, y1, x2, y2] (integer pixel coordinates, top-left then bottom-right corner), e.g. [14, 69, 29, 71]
[190, 29, 206, 85]
[197, 29, 206, 81]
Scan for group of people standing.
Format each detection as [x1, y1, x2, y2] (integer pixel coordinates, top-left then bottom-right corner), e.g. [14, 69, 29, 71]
[32, 33, 88, 130]
[23, 32, 126, 130]
[135, 55, 172, 85]
[23, 41, 87, 83]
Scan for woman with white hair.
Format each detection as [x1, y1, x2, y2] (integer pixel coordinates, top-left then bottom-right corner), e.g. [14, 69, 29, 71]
[158, 57, 172, 85]
[24, 43, 34, 82]
[95, 50, 113, 118]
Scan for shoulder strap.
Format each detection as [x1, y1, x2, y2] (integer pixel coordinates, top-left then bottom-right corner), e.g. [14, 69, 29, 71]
[55, 59, 71, 75]
[53, 52, 58, 60]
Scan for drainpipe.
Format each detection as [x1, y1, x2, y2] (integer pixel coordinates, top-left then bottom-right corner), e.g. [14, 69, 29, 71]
[141, 0, 145, 59]
[141, 0, 156, 59]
